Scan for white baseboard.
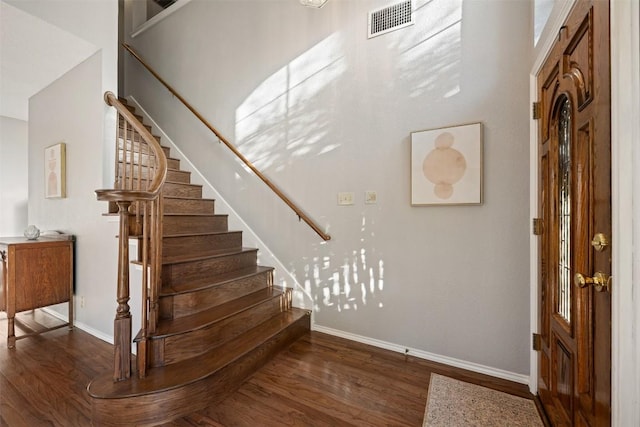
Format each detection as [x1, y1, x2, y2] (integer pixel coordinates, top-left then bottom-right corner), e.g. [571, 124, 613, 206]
[41, 307, 114, 345]
[44, 308, 527, 386]
[313, 324, 530, 386]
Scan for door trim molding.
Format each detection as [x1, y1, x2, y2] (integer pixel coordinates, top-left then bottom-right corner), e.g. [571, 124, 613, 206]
[610, 1, 640, 425]
[530, 1, 640, 425]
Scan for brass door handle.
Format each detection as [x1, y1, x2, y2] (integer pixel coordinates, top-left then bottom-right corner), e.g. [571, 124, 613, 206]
[574, 272, 611, 292]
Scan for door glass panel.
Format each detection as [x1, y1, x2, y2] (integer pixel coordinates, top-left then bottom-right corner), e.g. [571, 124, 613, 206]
[558, 97, 572, 323]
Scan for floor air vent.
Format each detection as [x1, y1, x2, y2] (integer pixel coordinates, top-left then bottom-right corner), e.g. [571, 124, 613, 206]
[368, 0, 414, 39]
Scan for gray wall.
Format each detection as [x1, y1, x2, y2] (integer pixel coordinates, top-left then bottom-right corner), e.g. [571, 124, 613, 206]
[28, 52, 121, 337]
[8, 0, 120, 188]
[126, 0, 532, 375]
[0, 116, 28, 236]
[9, 0, 122, 340]
[20, 0, 120, 340]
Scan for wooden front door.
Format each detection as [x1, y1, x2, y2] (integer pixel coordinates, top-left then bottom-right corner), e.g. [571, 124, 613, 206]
[536, 1, 611, 426]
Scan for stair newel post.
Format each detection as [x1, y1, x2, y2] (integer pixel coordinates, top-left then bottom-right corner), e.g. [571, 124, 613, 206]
[114, 200, 133, 382]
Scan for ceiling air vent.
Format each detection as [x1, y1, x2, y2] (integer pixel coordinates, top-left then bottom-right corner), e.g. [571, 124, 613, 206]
[368, 0, 414, 39]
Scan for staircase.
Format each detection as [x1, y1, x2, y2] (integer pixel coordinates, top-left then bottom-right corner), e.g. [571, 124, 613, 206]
[88, 98, 310, 426]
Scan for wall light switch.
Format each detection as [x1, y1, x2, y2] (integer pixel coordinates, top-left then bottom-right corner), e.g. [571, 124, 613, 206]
[365, 191, 377, 204]
[338, 192, 354, 205]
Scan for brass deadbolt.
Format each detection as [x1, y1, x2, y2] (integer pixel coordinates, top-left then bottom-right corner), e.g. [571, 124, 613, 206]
[591, 233, 609, 252]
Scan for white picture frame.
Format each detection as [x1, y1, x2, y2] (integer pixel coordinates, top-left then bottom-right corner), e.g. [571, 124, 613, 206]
[45, 142, 66, 199]
[411, 123, 483, 206]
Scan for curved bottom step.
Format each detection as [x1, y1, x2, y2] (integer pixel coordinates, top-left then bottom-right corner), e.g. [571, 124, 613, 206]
[88, 308, 310, 426]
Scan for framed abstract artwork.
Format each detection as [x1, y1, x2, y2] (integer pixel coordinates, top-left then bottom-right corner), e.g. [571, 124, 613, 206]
[45, 142, 66, 199]
[411, 122, 483, 206]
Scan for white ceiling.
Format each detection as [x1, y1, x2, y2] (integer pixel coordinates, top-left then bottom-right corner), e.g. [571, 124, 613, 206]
[0, 0, 98, 121]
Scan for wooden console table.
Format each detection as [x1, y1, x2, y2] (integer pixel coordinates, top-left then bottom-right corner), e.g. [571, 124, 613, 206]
[0, 236, 74, 348]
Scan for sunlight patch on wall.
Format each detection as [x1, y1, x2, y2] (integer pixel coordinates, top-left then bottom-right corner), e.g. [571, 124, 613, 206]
[235, 33, 346, 171]
[393, 0, 462, 99]
[298, 216, 385, 313]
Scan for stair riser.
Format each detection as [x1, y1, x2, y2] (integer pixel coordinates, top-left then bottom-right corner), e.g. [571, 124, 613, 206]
[90, 314, 310, 426]
[167, 170, 190, 183]
[151, 297, 283, 367]
[160, 270, 272, 319]
[121, 102, 135, 114]
[167, 158, 180, 169]
[163, 182, 202, 198]
[163, 198, 215, 215]
[163, 215, 227, 234]
[162, 251, 257, 287]
[162, 232, 242, 260]
[117, 164, 190, 183]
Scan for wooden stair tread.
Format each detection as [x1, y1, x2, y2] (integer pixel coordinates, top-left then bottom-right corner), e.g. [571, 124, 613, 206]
[124, 177, 192, 184]
[102, 212, 225, 218]
[153, 287, 287, 337]
[164, 213, 226, 217]
[131, 179, 195, 186]
[132, 230, 240, 239]
[87, 308, 309, 399]
[162, 246, 257, 265]
[165, 181, 202, 188]
[161, 265, 273, 295]
[163, 230, 240, 238]
[163, 195, 215, 202]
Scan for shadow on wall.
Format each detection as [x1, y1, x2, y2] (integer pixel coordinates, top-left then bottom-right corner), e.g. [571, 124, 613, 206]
[226, 0, 463, 315]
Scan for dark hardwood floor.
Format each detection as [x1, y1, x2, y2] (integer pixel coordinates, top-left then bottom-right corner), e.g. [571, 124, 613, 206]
[0, 310, 538, 426]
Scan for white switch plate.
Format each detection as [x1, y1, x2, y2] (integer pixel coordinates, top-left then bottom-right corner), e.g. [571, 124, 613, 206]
[338, 192, 354, 205]
[365, 191, 377, 204]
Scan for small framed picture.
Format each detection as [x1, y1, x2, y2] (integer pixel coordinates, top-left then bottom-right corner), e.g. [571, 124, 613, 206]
[45, 142, 66, 199]
[411, 123, 483, 206]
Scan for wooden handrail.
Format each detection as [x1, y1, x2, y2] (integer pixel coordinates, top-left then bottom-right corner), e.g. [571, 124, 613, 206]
[99, 91, 168, 198]
[122, 43, 331, 241]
